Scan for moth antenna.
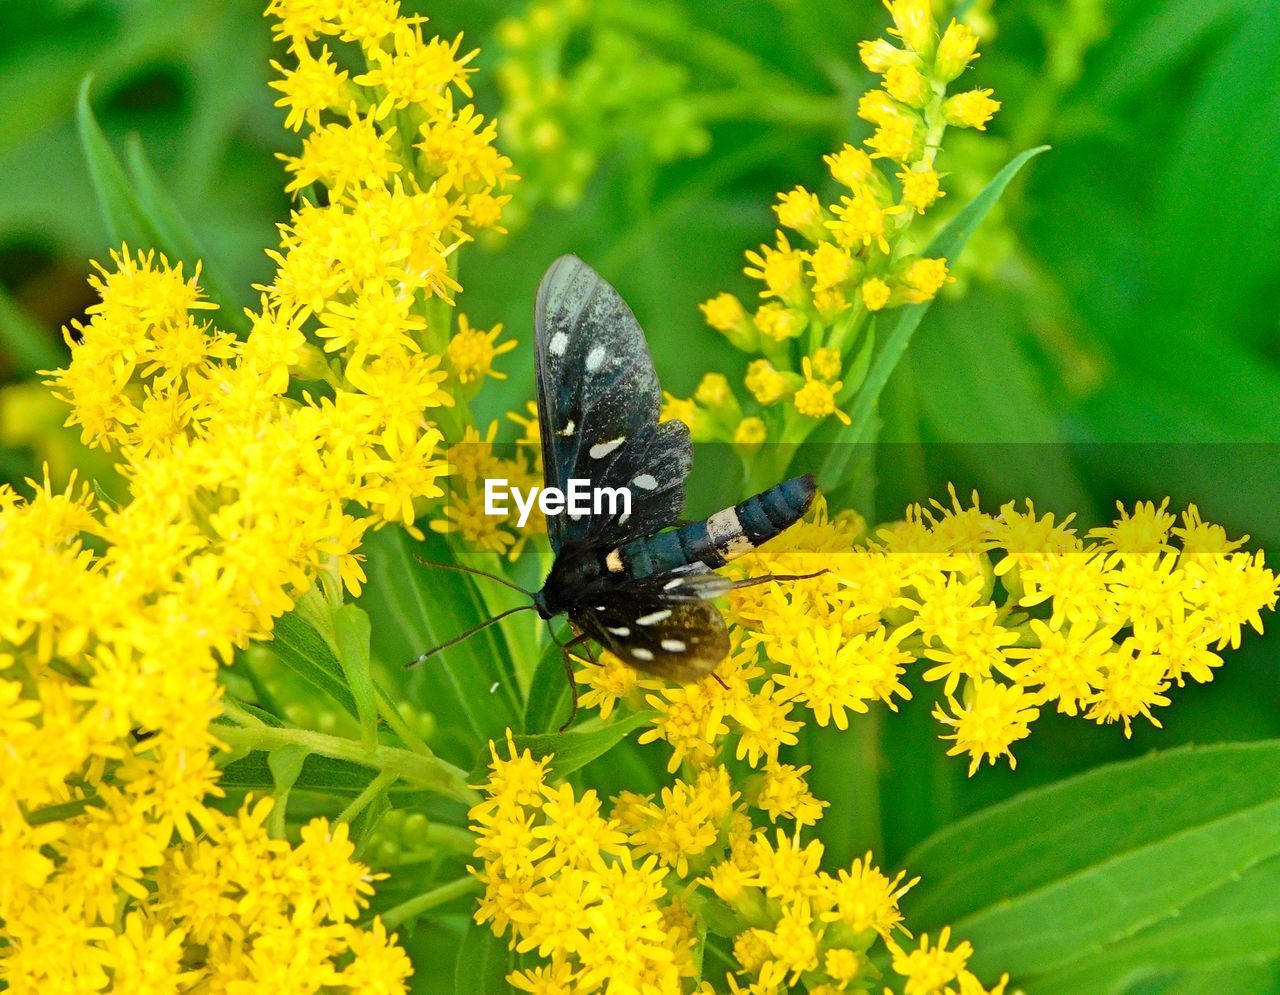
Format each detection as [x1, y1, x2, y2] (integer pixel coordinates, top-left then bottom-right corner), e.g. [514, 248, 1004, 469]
[405, 605, 536, 669]
[730, 569, 828, 590]
[411, 554, 536, 598]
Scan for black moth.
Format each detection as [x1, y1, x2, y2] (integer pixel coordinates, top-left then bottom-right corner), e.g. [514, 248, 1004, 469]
[412, 256, 818, 724]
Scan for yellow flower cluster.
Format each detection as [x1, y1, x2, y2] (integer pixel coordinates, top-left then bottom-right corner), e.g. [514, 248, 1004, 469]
[431, 417, 543, 557]
[472, 733, 1009, 994]
[4, 0, 519, 984]
[580, 494, 1277, 777]
[492, 0, 710, 225]
[676, 0, 1000, 443]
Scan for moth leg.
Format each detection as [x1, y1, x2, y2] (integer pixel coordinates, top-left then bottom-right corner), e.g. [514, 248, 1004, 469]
[711, 672, 729, 690]
[545, 618, 583, 731]
[558, 644, 581, 732]
[730, 569, 828, 590]
[563, 631, 601, 667]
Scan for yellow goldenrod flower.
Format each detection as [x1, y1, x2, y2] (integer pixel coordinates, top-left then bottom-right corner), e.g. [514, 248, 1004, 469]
[733, 416, 768, 455]
[935, 18, 981, 82]
[935, 679, 1041, 775]
[944, 87, 1002, 130]
[281, 105, 403, 196]
[899, 165, 945, 213]
[754, 301, 805, 341]
[828, 192, 903, 253]
[745, 234, 809, 305]
[862, 277, 892, 311]
[884, 0, 936, 55]
[269, 44, 349, 131]
[744, 360, 789, 405]
[701, 291, 747, 331]
[446, 313, 516, 384]
[899, 256, 952, 302]
[354, 25, 478, 119]
[793, 358, 852, 425]
[695, 371, 733, 407]
[774, 185, 827, 242]
[825, 143, 876, 188]
[811, 346, 843, 381]
[885, 62, 931, 108]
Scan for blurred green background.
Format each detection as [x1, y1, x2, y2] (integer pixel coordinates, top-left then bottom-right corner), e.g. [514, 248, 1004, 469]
[2, 0, 1279, 894]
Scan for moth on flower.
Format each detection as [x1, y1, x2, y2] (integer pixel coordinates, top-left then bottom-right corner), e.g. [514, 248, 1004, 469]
[411, 257, 823, 723]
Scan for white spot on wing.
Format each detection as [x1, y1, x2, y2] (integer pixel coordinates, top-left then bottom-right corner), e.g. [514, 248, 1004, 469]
[631, 648, 655, 662]
[633, 474, 658, 490]
[661, 639, 686, 653]
[663, 578, 684, 590]
[558, 419, 575, 436]
[636, 610, 672, 626]
[607, 626, 631, 636]
[586, 345, 606, 371]
[549, 331, 569, 356]
[589, 437, 624, 459]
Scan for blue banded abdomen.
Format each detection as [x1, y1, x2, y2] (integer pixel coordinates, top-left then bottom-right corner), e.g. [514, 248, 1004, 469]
[615, 473, 816, 578]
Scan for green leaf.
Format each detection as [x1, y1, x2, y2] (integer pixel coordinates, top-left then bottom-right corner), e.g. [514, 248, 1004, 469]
[359, 528, 523, 751]
[122, 135, 250, 334]
[909, 292, 1096, 516]
[220, 751, 379, 796]
[522, 638, 572, 734]
[822, 145, 1049, 492]
[903, 742, 1280, 985]
[476, 711, 659, 782]
[267, 612, 361, 721]
[76, 76, 165, 250]
[454, 920, 512, 994]
[1092, 0, 1254, 104]
[267, 743, 308, 793]
[1151, 3, 1280, 326]
[333, 604, 378, 751]
[350, 790, 392, 861]
[1032, 855, 1280, 993]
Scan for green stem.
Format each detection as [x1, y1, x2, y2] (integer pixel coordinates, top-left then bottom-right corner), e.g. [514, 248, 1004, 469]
[848, 708, 885, 857]
[378, 875, 483, 930]
[339, 769, 398, 824]
[216, 715, 479, 805]
[374, 686, 434, 757]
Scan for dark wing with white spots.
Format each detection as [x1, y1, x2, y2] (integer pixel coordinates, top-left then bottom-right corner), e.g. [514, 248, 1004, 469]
[534, 255, 692, 554]
[571, 571, 731, 681]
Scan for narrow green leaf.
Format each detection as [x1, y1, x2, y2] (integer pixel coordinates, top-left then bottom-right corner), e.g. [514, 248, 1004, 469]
[360, 528, 522, 749]
[476, 711, 659, 782]
[76, 76, 164, 249]
[268, 612, 361, 720]
[844, 146, 1050, 442]
[333, 604, 378, 751]
[122, 135, 251, 335]
[454, 919, 512, 994]
[522, 639, 572, 734]
[903, 742, 1280, 982]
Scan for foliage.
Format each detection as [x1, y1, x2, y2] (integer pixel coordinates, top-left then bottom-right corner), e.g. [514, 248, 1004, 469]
[2, 0, 1280, 992]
